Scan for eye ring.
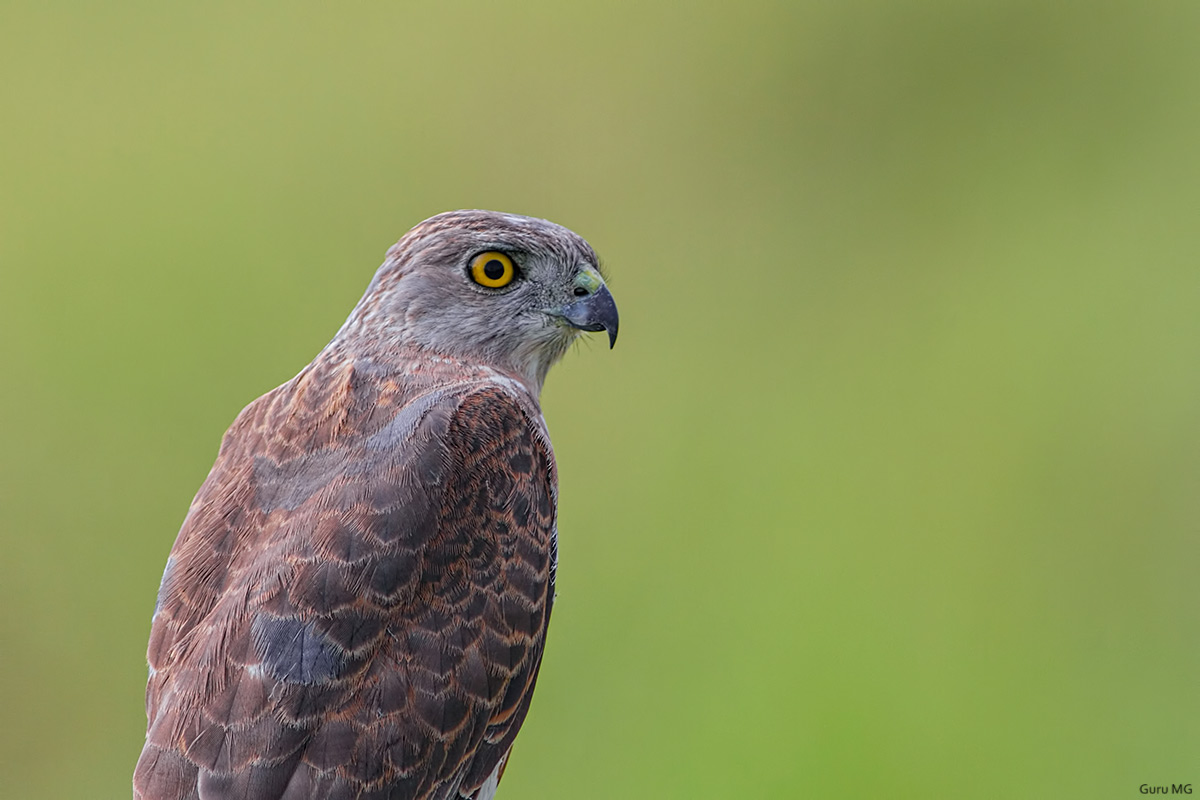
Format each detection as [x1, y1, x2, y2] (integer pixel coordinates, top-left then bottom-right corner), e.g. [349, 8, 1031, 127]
[469, 251, 516, 289]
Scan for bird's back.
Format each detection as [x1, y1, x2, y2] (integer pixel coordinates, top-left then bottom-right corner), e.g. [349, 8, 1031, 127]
[135, 350, 558, 800]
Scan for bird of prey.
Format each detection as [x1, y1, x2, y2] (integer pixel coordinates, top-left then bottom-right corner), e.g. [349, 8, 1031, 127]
[133, 210, 618, 800]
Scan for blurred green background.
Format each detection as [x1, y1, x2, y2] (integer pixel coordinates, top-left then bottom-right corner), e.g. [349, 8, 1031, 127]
[2, 1, 1198, 797]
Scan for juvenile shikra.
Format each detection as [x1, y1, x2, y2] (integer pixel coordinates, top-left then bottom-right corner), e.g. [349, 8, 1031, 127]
[134, 210, 618, 800]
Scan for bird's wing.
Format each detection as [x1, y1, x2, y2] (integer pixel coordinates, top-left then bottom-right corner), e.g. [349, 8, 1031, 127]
[135, 361, 557, 800]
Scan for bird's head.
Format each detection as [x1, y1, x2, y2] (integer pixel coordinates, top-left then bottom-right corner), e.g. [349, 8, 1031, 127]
[338, 210, 618, 392]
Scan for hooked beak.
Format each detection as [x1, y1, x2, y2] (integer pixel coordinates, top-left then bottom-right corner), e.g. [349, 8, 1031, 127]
[560, 284, 619, 348]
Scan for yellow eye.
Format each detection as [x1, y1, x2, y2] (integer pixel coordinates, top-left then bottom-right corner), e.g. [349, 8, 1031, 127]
[469, 251, 516, 288]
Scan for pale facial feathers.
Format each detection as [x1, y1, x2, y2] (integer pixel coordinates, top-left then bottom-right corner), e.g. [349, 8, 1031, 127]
[336, 210, 610, 392]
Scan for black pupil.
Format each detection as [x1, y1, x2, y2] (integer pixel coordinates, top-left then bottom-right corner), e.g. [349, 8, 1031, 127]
[483, 259, 506, 281]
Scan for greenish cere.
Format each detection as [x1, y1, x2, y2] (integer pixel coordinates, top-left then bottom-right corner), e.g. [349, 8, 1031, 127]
[573, 267, 604, 294]
[1, 2, 1198, 799]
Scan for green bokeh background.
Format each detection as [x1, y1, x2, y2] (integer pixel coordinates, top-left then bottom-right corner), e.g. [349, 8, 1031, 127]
[2, 2, 1198, 797]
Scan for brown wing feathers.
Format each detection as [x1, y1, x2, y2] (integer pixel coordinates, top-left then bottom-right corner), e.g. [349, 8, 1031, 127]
[135, 361, 557, 800]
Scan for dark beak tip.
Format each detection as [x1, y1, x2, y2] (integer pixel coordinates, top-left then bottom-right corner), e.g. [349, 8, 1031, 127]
[562, 284, 619, 350]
